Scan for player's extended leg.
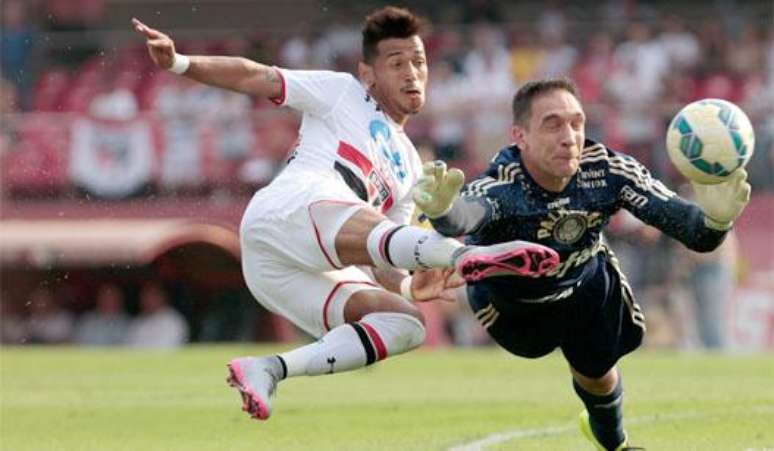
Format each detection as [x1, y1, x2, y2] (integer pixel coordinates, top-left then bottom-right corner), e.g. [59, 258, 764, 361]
[230, 200, 436, 421]
[228, 287, 424, 421]
[572, 366, 632, 451]
[336, 208, 559, 280]
[228, 291, 424, 420]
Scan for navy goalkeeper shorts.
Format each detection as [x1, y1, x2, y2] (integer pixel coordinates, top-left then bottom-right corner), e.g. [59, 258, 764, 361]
[467, 250, 646, 378]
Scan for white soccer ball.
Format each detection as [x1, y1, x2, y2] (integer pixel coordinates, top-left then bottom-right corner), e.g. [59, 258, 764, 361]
[665, 98, 755, 185]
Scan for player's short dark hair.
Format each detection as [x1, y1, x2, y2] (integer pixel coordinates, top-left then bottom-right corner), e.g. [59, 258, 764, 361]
[362, 6, 424, 63]
[512, 77, 580, 126]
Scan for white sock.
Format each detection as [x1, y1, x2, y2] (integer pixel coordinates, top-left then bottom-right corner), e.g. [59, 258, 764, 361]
[360, 312, 425, 355]
[366, 221, 463, 271]
[279, 312, 426, 377]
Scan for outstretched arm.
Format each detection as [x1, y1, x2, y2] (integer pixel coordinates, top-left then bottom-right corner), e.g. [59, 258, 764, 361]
[131, 18, 282, 98]
[620, 164, 750, 252]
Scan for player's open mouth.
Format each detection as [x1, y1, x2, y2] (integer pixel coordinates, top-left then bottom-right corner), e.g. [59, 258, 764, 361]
[404, 89, 422, 97]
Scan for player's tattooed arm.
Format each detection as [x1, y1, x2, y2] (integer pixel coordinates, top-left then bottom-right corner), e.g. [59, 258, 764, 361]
[184, 56, 283, 98]
[132, 17, 282, 99]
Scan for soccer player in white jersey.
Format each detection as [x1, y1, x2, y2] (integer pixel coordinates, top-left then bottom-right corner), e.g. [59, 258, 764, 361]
[132, 7, 560, 421]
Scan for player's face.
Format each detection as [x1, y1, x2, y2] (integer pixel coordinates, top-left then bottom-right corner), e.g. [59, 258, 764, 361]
[360, 35, 428, 124]
[513, 90, 586, 190]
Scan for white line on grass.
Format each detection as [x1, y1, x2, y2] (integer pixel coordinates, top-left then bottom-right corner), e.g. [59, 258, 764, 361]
[448, 406, 774, 451]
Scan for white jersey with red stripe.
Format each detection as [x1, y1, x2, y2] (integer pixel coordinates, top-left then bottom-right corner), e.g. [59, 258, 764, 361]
[238, 68, 422, 338]
[262, 68, 422, 225]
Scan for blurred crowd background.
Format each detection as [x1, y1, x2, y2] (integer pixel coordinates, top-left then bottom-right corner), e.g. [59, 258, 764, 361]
[1, 0, 773, 351]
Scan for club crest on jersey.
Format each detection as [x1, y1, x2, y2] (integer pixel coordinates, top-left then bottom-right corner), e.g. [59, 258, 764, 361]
[369, 120, 407, 182]
[538, 209, 603, 245]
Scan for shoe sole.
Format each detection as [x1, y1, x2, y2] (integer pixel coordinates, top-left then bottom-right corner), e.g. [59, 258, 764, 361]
[458, 244, 559, 282]
[226, 359, 270, 420]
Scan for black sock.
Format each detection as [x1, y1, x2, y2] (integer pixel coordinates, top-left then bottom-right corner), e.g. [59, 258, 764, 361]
[573, 376, 625, 451]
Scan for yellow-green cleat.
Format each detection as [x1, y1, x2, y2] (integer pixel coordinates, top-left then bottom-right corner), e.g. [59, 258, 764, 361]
[578, 410, 644, 451]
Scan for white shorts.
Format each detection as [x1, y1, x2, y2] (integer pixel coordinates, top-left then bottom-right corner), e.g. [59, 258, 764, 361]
[240, 170, 386, 337]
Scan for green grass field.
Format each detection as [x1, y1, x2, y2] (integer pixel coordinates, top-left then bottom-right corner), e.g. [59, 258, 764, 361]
[1, 345, 773, 451]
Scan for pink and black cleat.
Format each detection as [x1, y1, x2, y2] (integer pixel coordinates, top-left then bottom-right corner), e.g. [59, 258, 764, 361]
[226, 356, 283, 421]
[454, 240, 560, 282]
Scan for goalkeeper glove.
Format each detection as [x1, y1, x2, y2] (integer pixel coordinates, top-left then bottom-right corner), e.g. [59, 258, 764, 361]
[692, 168, 751, 231]
[412, 161, 465, 219]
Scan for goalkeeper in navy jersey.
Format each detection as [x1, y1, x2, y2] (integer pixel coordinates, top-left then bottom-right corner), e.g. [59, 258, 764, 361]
[413, 78, 751, 451]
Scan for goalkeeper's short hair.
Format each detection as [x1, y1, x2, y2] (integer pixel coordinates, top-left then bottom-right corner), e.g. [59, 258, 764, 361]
[512, 77, 580, 126]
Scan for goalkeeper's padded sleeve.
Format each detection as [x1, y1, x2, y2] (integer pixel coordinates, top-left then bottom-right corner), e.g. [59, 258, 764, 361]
[429, 196, 492, 237]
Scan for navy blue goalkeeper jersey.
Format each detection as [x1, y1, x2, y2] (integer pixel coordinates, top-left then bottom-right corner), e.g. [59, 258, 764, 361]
[430, 139, 727, 299]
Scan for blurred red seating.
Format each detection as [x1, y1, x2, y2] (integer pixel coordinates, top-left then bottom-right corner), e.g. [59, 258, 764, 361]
[32, 68, 70, 112]
[1, 115, 70, 196]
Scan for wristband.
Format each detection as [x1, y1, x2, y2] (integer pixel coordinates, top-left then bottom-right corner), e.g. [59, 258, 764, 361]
[400, 276, 413, 301]
[168, 53, 190, 75]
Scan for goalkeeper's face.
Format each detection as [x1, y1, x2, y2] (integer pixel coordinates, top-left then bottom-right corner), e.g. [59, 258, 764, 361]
[513, 89, 586, 188]
[359, 35, 428, 124]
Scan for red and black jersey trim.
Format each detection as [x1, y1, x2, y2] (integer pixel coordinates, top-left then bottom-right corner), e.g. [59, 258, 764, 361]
[334, 140, 395, 213]
[335, 141, 373, 202]
[334, 161, 368, 202]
